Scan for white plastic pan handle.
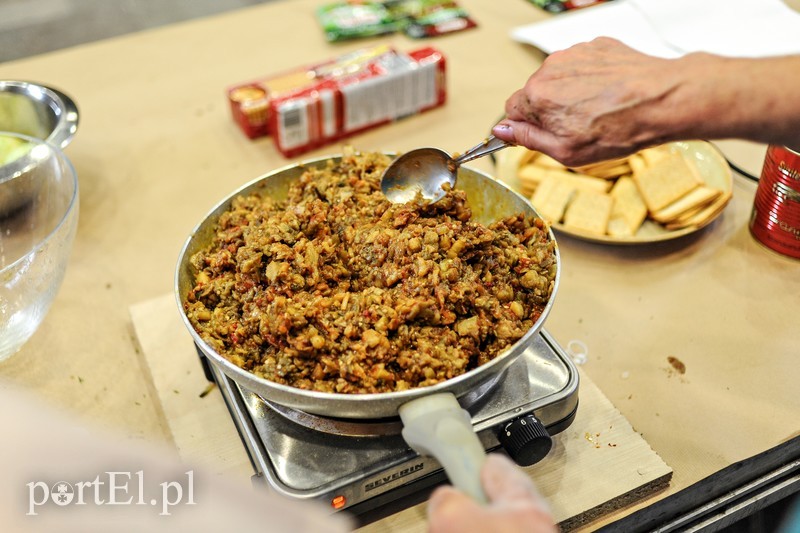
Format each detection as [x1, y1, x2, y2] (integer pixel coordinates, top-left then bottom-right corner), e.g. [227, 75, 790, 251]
[398, 392, 487, 503]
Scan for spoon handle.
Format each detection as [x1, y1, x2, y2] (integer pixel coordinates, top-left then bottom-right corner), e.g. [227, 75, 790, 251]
[454, 135, 512, 165]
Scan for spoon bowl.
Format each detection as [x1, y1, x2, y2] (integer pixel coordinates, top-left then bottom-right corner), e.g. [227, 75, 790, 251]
[380, 147, 455, 204]
[380, 135, 511, 204]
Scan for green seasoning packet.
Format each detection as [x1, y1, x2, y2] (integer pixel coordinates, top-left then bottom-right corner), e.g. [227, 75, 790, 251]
[316, 2, 401, 42]
[401, 0, 477, 38]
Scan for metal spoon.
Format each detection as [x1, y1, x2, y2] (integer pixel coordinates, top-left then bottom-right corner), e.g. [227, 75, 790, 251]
[381, 135, 511, 204]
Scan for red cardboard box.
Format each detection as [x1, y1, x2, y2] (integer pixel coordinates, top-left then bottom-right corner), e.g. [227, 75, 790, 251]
[227, 45, 447, 157]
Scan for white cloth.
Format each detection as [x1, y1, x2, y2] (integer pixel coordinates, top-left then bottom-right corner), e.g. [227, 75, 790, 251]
[511, 0, 800, 58]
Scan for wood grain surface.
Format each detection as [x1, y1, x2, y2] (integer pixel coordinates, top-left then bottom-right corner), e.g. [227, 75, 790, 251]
[131, 293, 672, 531]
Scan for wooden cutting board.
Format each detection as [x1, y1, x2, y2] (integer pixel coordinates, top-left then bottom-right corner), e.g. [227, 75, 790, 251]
[130, 294, 672, 531]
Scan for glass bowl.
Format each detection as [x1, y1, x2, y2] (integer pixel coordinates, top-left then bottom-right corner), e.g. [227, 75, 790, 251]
[0, 132, 79, 361]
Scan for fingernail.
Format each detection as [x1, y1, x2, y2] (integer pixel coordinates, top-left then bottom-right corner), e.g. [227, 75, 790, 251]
[493, 123, 511, 134]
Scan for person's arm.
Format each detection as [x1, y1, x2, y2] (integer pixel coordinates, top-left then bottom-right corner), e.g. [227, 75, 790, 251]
[0, 383, 352, 532]
[427, 454, 556, 533]
[492, 37, 800, 166]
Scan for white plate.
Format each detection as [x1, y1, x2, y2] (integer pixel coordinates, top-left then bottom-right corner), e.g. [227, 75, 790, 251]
[494, 140, 733, 245]
[711, 139, 767, 180]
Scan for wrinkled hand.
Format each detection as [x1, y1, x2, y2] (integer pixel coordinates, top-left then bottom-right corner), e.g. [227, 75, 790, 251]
[427, 454, 556, 533]
[492, 37, 682, 166]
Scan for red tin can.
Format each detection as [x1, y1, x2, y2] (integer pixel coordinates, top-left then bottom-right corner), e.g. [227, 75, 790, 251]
[749, 145, 800, 259]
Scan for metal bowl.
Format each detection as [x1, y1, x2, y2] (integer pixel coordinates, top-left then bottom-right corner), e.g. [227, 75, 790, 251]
[176, 154, 560, 419]
[0, 80, 79, 215]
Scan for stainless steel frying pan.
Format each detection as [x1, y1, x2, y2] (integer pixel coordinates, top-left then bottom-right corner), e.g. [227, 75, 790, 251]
[175, 153, 561, 501]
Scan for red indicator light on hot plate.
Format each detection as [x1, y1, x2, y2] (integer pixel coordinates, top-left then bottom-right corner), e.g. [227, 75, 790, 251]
[331, 495, 347, 510]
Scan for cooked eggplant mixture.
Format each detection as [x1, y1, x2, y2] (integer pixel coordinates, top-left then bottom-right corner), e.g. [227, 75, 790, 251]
[184, 150, 557, 394]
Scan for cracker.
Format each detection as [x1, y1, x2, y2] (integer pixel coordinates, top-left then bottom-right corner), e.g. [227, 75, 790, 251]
[607, 176, 648, 236]
[530, 176, 576, 223]
[665, 203, 708, 227]
[518, 163, 550, 196]
[563, 189, 614, 235]
[518, 149, 538, 168]
[628, 154, 647, 175]
[650, 186, 721, 223]
[639, 146, 671, 167]
[588, 162, 632, 179]
[632, 151, 702, 211]
[574, 156, 629, 170]
[534, 153, 566, 169]
[607, 217, 635, 237]
[518, 165, 611, 199]
[665, 191, 732, 230]
[541, 168, 612, 194]
[495, 146, 535, 195]
[573, 157, 631, 179]
[509, 144, 730, 238]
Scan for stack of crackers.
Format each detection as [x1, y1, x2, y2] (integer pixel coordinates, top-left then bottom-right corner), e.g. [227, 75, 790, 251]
[513, 144, 731, 238]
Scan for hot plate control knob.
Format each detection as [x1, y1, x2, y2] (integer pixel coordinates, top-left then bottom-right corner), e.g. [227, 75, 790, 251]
[498, 415, 552, 466]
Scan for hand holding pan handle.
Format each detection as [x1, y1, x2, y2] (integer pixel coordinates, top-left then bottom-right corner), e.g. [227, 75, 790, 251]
[399, 392, 488, 503]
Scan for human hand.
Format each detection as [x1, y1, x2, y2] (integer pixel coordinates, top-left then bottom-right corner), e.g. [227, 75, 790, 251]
[492, 37, 683, 166]
[427, 453, 556, 533]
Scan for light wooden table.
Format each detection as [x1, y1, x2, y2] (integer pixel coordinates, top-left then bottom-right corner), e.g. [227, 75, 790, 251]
[1, 0, 798, 530]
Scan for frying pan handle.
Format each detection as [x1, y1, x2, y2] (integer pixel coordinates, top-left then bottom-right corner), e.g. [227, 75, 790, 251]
[399, 393, 487, 504]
